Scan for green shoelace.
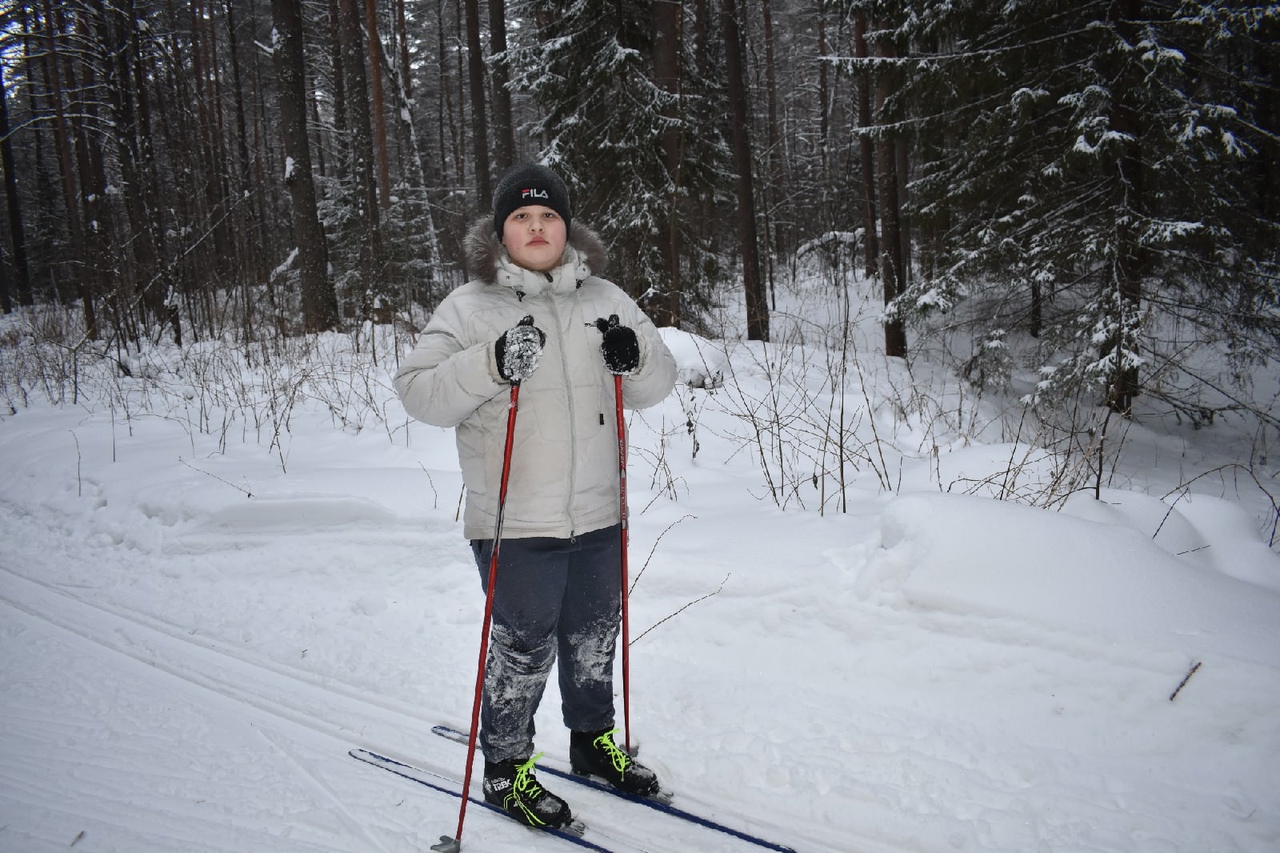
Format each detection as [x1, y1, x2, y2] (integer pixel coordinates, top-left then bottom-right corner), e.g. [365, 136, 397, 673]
[508, 753, 550, 825]
[592, 729, 632, 776]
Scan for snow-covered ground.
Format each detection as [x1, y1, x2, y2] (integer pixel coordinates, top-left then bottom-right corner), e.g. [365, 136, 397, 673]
[1, 277, 1278, 853]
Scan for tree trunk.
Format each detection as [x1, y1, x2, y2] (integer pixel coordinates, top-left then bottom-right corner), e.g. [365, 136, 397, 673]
[760, 0, 782, 285]
[338, 0, 383, 313]
[364, 0, 392, 208]
[874, 27, 907, 359]
[651, 0, 683, 328]
[327, 0, 349, 178]
[224, 0, 264, 291]
[721, 0, 768, 342]
[454, 0, 467, 187]
[817, 0, 829, 167]
[0, 62, 32, 309]
[464, 0, 492, 209]
[488, 0, 516, 168]
[433, 0, 451, 182]
[757, 0, 778, 252]
[396, 0, 413, 100]
[854, 12, 878, 281]
[271, 0, 339, 333]
[1104, 0, 1144, 413]
[896, 137, 911, 296]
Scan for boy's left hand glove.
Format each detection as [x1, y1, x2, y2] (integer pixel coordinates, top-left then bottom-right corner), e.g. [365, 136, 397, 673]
[595, 314, 640, 375]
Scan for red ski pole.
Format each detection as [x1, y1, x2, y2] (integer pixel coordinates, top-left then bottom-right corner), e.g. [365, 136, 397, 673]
[613, 373, 633, 754]
[433, 382, 521, 853]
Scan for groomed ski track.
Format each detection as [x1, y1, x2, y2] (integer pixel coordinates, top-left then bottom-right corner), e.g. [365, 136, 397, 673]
[1, 565, 864, 853]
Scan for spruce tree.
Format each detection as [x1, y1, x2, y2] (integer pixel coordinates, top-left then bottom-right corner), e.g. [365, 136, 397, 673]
[886, 1, 1280, 416]
[504, 0, 729, 327]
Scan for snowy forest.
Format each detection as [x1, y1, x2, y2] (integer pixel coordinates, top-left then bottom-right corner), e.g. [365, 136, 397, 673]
[3, 5, 1280, 850]
[0, 1, 1278, 425]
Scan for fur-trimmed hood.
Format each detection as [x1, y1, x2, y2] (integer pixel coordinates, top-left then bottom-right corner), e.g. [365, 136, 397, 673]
[464, 217, 609, 287]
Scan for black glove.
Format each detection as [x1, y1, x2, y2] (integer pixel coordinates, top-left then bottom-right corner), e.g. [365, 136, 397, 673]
[595, 314, 640, 375]
[495, 315, 546, 383]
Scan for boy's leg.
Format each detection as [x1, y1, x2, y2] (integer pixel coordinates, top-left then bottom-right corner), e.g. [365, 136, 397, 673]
[472, 537, 569, 763]
[557, 524, 661, 796]
[556, 524, 622, 733]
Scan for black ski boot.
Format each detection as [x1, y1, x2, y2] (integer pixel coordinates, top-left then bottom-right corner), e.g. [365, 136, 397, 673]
[569, 728, 661, 797]
[482, 753, 573, 829]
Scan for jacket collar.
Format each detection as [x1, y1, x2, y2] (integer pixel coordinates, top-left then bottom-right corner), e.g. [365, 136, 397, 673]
[465, 217, 609, 293]
[494, 248, 587, 297]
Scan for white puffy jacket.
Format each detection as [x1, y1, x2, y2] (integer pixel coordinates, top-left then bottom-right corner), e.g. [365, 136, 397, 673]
[394, 220, 678, 540]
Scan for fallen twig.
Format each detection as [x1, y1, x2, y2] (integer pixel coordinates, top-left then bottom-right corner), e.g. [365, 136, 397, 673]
[1169, 660, 1202, 702]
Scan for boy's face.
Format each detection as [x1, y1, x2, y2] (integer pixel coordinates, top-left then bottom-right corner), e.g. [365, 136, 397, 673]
[502, 205, 568, 272]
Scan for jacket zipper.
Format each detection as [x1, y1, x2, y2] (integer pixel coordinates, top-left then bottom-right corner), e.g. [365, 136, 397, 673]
[544, 290, 579, 537]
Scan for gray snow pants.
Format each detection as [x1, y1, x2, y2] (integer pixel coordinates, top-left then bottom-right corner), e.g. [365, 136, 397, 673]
[471, 524, 622, 764]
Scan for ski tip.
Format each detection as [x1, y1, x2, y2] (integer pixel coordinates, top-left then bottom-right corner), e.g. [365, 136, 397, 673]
[429, 835, 461, 853]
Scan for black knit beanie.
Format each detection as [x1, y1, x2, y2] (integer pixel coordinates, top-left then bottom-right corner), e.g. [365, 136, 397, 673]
[492, 163, 572, 237]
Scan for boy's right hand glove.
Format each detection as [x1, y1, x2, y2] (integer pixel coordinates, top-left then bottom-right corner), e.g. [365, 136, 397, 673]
[495, 315, 546, 383]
